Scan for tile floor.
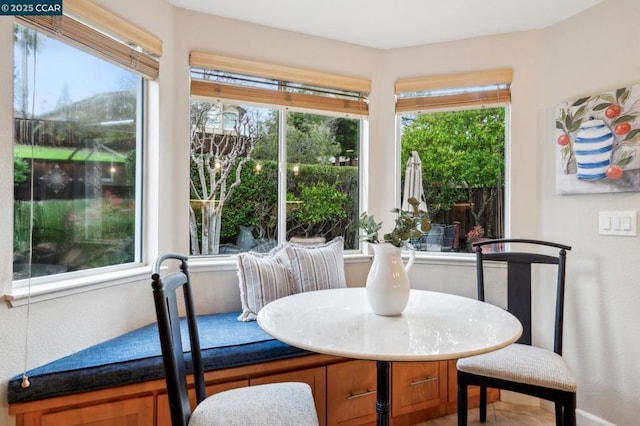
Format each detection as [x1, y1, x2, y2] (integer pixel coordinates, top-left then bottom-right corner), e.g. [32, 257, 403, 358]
[414, 401, 555, 425]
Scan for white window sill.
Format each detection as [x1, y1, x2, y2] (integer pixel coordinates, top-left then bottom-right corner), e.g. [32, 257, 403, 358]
[4, 252, 475, 307]
[5, 265, 152, 307]
[186, 251, 373, 272]
[412, 251, 477, 266]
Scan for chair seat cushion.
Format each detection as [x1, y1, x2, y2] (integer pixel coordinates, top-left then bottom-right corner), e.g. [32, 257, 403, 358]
[189, 382, 319, 426]
[456, 343, 577, 392]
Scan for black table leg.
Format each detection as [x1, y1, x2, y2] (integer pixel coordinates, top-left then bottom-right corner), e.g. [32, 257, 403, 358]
[376, 360, 390, 426]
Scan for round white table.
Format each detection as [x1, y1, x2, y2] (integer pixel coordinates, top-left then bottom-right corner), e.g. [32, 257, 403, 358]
[257, 288, 522, 426]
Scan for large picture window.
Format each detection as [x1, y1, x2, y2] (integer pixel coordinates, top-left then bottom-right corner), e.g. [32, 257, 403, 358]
[189, 54, 368, 255]
[396, 70, 510, 253]
[12, 21, 145, 280]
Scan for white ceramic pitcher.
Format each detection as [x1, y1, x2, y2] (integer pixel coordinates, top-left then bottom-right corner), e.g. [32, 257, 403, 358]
[365, 243, 415, 316]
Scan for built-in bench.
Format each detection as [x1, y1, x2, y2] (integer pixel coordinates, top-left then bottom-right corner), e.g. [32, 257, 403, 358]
[8, 312, 311, 404]
[8, 311, 493, 426]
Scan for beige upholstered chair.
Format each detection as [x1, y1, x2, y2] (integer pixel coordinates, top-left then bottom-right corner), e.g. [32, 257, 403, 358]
[457, 239, 576, 426]
[151, 253, 319, 426]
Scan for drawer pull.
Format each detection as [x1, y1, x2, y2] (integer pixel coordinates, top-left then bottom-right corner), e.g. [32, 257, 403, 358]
[346, 389, 377, 400]
[410, 377, 437, 386]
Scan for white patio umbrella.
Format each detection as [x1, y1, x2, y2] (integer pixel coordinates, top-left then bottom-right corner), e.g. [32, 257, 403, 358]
[401, 151, 428, 213]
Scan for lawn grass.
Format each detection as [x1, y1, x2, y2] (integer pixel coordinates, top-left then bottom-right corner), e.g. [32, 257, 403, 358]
[14, 145, 125, 162]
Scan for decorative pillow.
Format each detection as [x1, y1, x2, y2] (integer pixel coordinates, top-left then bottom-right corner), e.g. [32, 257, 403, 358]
[285, 237, 347, 293]
[237, 245, 294, 321]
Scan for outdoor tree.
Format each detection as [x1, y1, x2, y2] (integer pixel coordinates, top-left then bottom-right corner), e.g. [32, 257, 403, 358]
[252, 111, 341, 164]
[327, 117, 359, 165]
[14, 24, 40, 118]
[288, 122, 341, 163]
[189, 101, 261, 255]
[220, 160, 278, 242]
[401, 108, 505, 235]
[289, 181, 348, 238]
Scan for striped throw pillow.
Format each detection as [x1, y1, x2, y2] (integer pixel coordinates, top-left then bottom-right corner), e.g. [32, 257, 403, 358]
[285, 237, 347, 293]
[237, 245, 294, 321]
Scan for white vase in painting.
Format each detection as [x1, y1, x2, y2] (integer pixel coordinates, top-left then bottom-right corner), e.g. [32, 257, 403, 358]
[366, 243, 415, 316]
[574, 118, 614, 180]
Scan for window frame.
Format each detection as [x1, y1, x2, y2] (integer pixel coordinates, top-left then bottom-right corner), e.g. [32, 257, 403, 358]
[6, 4, 160, 304]
[395, 69, 512, 256]
[188, 52, 370, 257]
[188, 95, 367, 255]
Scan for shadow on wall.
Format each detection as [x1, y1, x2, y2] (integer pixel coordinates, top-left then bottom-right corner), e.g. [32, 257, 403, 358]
[568, 250, 634, 425]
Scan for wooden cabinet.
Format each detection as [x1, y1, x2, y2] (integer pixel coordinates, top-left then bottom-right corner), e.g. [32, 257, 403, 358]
[9, 355, 334, 426]
[391, 361, 446, 417]
[10, 356, 493, 426]
[40, 396, 155, 426]
[326, 360, 377, 426]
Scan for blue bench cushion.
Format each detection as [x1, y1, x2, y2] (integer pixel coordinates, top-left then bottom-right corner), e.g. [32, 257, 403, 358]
[8, 312, 311, 404]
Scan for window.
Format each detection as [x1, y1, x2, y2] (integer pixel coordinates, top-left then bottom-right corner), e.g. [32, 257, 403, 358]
[189, 53, 369, 255]
[396, 69, 510, 253]
[12, 6, 160, 283]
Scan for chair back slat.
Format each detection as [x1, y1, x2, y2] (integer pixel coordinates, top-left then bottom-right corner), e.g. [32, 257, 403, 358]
[474, 239, 571, 354]
[507, 262, 532, 345]
[555, 249, 568, 355]
[152, 253, 205, 426]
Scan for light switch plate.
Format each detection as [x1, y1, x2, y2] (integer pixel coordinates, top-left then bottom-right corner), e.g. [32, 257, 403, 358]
[599, 211, 637, 236]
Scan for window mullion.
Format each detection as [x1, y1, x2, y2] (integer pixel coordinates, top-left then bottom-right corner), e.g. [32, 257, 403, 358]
[277, 107, 288, 244]
[135, 78, 144, 262]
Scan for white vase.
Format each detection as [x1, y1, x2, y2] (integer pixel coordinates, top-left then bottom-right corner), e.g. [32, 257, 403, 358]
[574, 118, 613, 180]
[366, 243, 415, 316]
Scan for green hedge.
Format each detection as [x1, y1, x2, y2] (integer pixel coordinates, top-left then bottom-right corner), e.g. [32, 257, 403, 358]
[212, 160, 359, 249]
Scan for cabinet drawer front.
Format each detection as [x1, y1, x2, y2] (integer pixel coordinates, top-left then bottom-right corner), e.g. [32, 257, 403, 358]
[42, 396, 154, 426]
[392, 361, 444, 416]
[327, 360, 377, 426]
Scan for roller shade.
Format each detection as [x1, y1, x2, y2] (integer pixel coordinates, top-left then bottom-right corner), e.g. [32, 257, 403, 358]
[63, 0, 162, 56]
[191, 51, 370, 93]
[18, 1, 161, 80]
[395, 68, 512, 113]
[190, 51, 370, 115]
[191, 80, 368, 116]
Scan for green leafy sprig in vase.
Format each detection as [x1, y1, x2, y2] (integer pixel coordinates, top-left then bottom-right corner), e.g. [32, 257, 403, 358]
[357, 197, 431, 248]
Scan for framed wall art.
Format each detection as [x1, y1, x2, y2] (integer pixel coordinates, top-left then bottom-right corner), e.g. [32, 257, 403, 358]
[555, 84, 640, 195]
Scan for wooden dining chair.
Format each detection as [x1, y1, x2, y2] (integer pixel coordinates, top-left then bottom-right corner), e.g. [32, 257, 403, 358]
[151, 253, 319, 426]
[457, 239, 576, 426]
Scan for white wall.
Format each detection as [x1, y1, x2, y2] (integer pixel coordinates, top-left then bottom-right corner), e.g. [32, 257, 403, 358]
[539, 1, 640, 424]
[0, 1, 178, 425]
[1, 1, 638, 425]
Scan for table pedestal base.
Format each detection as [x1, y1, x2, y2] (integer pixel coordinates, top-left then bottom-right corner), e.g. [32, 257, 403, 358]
[376, 361, 390, 426]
